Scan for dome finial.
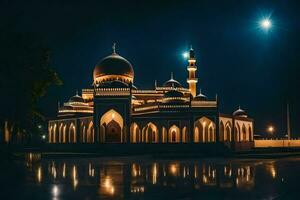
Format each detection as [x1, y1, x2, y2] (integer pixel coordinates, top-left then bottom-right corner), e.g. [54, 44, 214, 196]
[171, 72, 174, 79]
[238, 105, 241, 110]
[112, 42, 116, 54]
[190, 45, 193, 50]
[76, 90, 79, 96]
[155, 80, 157, 88]
[199, 88, 202, 94]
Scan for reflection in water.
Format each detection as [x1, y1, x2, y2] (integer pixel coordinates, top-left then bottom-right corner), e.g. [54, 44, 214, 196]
[72, 165, 78, 189]
[102, 176, 115, 195]
[24, 153, 287, 199]
[267, 162, 277, 179]
[37, 166, 42, 183]
[52, 185, 59, 198]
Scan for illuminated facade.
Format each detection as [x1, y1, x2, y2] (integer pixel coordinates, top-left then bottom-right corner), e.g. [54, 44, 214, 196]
[48, 45, 254, 150]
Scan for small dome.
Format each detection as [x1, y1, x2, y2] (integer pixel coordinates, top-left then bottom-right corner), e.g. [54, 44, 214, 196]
[69, 94, 84, 103]
[194, 89, 208, 101]
[163, 73, 182, 88]
[93, 52, 134, 82]
[233, 107, 248, 117]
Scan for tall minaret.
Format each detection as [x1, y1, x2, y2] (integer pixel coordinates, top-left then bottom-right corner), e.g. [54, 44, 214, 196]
[187, 46, 198, 97]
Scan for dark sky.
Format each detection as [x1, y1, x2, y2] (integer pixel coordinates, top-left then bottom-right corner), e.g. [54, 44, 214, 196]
[2, 0, 300, 136]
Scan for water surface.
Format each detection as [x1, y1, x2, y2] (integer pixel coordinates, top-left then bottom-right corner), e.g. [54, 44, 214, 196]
[3, 154, 300, 199]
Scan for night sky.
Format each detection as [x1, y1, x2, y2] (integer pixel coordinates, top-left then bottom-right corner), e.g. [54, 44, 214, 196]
[2, 0, 300, 136]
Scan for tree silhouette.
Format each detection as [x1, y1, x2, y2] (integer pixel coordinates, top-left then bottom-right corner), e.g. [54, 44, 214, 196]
[0, 31, 62, 143]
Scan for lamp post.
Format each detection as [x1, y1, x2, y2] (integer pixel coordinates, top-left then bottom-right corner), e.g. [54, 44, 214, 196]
[267, 126, 275, 138]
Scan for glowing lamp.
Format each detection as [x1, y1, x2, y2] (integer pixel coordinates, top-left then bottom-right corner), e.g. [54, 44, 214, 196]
[267, 126, 275, 134]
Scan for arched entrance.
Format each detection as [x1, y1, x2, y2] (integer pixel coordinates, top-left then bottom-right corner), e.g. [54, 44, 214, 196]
[142, 122, 158, 143]
[168, 125, 180, 143]
[130, 123, 140, 143]
[100, 109, 124, 143]
[194, 117, 216, 143]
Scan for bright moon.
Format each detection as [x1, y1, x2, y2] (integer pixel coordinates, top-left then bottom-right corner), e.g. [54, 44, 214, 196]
[183, 52, 189, 59]
[260, 18, 272, 30]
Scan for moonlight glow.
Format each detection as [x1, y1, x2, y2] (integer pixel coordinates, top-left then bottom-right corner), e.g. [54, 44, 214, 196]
[183, 52, 189, 59]
[260, 18, 272, 30]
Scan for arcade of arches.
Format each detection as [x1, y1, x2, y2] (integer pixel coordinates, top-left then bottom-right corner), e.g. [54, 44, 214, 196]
[49, 113, 253, 144]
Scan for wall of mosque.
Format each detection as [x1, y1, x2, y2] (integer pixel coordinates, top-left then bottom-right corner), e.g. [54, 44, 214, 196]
[254, 139, 300, 148]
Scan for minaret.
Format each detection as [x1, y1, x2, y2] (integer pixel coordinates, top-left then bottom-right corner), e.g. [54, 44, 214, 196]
[187, 46, 198, 97]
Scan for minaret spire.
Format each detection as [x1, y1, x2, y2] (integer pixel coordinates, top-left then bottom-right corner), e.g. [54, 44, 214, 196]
[112, 43, 116, 54]
[187, 45, 198, 97]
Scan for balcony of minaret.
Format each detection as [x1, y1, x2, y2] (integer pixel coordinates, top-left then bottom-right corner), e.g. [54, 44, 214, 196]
[187, 78, 198, 83]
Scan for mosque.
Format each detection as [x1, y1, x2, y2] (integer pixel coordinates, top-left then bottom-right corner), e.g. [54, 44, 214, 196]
[48, 44, 254, 150]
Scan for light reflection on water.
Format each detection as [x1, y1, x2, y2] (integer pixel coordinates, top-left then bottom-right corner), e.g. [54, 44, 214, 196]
[22, 153, 295, 199]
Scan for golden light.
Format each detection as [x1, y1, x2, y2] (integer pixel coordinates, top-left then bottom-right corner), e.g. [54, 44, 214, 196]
[37, 166, 42, 183]
[268, 163, 277, 179]
[103, 176, 115, 195]
[88, 163, 95, 177]
[267, 126, 275, 134]
[202, 175, 207, 183]
[169, 164, 178, 175]
[72, 165, 78, 189]
[152, 163, 158, 184]
[62, 163, 66, 178]
[112, 113, 115, 119]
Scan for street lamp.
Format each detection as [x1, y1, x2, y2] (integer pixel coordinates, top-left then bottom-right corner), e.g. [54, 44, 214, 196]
[267, 126, 275, 137]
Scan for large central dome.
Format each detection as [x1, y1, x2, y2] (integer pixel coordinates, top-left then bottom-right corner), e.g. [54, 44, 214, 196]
[93, 48, 134, 84]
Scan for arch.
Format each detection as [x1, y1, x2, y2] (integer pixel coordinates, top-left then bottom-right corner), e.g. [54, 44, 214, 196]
[58, 123, 63, 143]
[194, 117, 215, 143]
[235, 123, 240, 142]
[242, 124, 247, 141]
[182, 126, 187, 143]
[219, 121, 225, 142]
[62, 125, 67, 143]
[52, 124, 57, 143]
[248, 125, 252, 141]
[194, 127, 200, 143]
[87, 121, 94, 143]
[49, 126, 53, 143]
[100, 109, 124, 143]
[130, 122, 140, 143]
[81, 123, 86, 143]
[168, 125, 180, 143]
[225, 122, 231, 142]
[68, 123, 76, 143]
[162, 126, 167, 143]
[142, 122, 158, 143]
[208, 123, 215, 142]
